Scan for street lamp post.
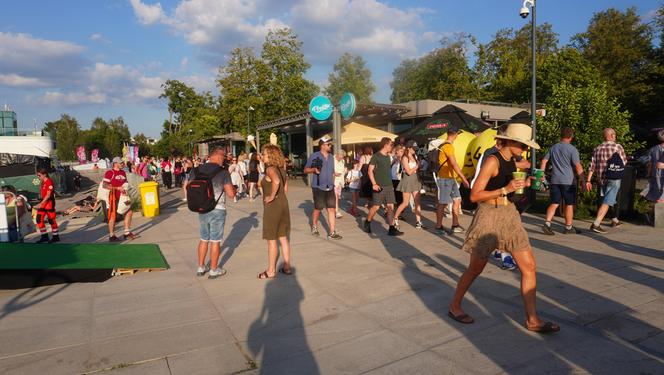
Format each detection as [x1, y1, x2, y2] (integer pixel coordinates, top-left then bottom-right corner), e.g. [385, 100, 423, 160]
[520, 0, 536, 172]
[246, 106, 255, 152]
[188, 129, 193, 156]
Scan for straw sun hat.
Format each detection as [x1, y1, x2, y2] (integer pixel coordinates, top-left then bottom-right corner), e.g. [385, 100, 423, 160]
[494, 123, 540, 150]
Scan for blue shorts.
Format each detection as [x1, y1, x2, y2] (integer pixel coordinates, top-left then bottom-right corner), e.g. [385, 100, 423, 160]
[601, 179, 621, 207]
[198, 209, 227, 242]
[436, 177, 460, 204]
[550, 184, 577, 205]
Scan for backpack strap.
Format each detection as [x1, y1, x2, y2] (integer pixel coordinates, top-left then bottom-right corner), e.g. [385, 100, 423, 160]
[436, 141, 451, 173]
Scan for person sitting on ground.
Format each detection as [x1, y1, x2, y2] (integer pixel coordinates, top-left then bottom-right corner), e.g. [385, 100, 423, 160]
[448, 123, 560, 333]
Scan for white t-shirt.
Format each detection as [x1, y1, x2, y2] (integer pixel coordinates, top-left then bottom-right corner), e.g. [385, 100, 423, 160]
[346, 169, 362, 189]
[334, 159, 346, 186]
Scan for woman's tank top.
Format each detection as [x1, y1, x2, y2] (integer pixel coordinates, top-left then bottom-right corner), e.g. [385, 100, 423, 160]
[485, 152, 516, 192]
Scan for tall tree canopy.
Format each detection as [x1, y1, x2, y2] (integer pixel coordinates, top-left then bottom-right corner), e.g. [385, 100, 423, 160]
[45, 114, 80, 161]
[476, 23, 558, 103]
[325, 53, 376, 104]
[390, 35, 479, 103]
[572, 7, 657, 122]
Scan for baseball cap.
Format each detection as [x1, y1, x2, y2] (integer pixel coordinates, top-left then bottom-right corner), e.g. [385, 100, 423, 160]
[319, 135, 333, 145]
[406, 140, 418, 149]
[112, 157, 123, 164]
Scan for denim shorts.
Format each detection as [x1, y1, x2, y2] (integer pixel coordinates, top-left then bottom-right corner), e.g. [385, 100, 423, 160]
[601, 179, 621, 207]
[198, 209, 227, 242]
[550, 184, 577, 205]
[436, 177, 460, 204]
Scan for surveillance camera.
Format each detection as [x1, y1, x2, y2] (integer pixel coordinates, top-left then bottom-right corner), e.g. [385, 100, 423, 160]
[519, 6, 530, 18]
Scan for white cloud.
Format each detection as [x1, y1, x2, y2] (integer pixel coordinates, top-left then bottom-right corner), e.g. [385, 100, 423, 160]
[129, 0, 168, 25]
[0, 32, 87, 85]
[0, 73, 49, 88]
[41, 91, 107, 106]
[130, 0, 428, 63]
[180, 57, 189, 69]
[90, 33, 103, 41]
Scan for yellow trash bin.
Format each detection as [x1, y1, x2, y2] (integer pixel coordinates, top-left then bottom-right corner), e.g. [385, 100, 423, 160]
[138, 181, 160, 217]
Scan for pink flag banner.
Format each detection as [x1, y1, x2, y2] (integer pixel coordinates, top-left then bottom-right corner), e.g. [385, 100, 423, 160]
[91, 149, 99, 163]
[76, 146, 87, 165]
[133, 145, 139, 161]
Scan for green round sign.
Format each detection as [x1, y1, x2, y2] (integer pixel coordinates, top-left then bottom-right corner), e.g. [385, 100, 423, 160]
[339, 92, 356, 119]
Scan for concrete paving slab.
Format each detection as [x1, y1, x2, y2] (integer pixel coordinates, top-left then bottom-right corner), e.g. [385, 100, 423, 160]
[98, 358, 171, 375]
[167, 344, 252, 375]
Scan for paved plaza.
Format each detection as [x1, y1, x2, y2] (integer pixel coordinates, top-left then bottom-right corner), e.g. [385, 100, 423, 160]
[0, 180, 662, 374]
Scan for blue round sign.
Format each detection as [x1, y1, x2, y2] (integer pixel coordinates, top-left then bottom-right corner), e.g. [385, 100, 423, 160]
[309, 95, 333, 121]
[339, 92, 356, 119]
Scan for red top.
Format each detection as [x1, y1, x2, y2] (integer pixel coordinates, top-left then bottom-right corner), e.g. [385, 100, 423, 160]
[104, 169, 128, 199]
[40, 177, 55, 210]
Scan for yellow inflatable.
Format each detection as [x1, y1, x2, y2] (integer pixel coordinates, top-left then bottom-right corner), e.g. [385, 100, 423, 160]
[462, 128, 497, 179]
[461, 128, 531, 179]
[439, 130, 476, 182]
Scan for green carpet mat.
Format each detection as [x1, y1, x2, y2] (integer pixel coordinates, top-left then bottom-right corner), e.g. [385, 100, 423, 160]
[0, 243, 169, 270]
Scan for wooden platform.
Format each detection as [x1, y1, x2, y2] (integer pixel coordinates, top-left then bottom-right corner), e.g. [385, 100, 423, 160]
[111, 267, 167, 276]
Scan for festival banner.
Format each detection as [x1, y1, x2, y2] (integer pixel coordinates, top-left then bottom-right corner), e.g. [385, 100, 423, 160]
[91, 149, 99, 163]
[76, 146, 87, 165]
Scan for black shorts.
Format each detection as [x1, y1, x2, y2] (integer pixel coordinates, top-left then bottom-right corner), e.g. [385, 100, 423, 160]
[312, 188, 336, 210]
[372, 186, 396, 206]
[550, 184, 577, 205]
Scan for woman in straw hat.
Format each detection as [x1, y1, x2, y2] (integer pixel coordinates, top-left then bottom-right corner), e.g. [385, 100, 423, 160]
[448, 123, 560, 333]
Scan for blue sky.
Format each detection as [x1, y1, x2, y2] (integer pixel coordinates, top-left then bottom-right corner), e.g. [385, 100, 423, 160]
[1, 0, 660, 138]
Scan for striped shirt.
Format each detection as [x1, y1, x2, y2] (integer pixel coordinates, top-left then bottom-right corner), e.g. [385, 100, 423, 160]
[588, 141, 627, 185]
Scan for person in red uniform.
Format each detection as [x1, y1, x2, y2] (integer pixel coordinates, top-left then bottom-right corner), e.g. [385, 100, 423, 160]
[103, 157, 136, 242]
[35, 168, 59, 243]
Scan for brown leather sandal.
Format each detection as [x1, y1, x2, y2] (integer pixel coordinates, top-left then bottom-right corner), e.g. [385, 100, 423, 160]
[258, 271, 276, 279]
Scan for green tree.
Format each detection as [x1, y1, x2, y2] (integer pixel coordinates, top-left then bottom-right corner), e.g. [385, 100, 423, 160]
[261, 28, 319, 120]
[159, 79, 207, 135]
[45, 114, 80, 161]
[325, 53, 376, 104]
[572, 7, 657, 122]
[217, 47, 269, 137]
[538, 81, 640, 164]
[390, 35, 480, 103]
[538, 47, 601, 103]
[477, 23, 558, 102]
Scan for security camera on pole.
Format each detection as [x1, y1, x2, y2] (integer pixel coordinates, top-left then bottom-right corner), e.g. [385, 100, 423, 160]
[519, 0, 537, 172]
[308, 92, 356, 154]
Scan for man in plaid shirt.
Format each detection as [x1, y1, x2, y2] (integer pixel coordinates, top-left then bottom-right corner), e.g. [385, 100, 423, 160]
[586, 128, 627, 233]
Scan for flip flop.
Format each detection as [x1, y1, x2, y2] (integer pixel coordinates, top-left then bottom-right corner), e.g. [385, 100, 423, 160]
[279, 267, 293, 275]
[448, 311, 474, 324]
[258, 271, 276, 279]
[526, 321, 560, 333]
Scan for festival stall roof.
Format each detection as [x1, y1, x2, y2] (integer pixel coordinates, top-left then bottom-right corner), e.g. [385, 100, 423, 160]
[313, 122, 397, 145]
[399, 104, 491, 143]
[195, 132, 245, 144]
[397, 99, 525, 124]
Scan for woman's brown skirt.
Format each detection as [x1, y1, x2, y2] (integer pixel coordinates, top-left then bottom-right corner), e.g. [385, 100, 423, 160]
[461, 201, 531, 259]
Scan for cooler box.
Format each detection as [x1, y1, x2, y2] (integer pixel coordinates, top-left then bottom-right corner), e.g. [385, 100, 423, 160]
[138, 181, 160, 217]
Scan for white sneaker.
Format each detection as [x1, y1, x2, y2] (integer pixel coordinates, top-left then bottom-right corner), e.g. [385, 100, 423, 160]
[196, 265, 209, 277]
[208, 268, 227, 279]
[336, 212, 343, 219]
[394, 218, 400, 230]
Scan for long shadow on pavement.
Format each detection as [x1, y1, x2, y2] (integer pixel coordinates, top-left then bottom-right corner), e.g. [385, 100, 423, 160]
[370, 223, 663, 373]
[247, 274, 319, 374]
[219, 212, 259, 268]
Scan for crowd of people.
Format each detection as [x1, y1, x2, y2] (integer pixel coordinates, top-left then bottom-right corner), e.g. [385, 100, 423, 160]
[4, 122, 663, 334]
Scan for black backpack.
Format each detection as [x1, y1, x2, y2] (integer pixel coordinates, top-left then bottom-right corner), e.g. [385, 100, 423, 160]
[427, 141, 450, 174]
[605, 152, 625, 180]
[187, 166, 224, 213]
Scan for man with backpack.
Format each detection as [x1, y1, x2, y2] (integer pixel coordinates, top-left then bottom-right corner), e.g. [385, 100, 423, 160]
[431, 126, 469, 235]
[187, 146, 236, 279]
[586, 128, 627, 233]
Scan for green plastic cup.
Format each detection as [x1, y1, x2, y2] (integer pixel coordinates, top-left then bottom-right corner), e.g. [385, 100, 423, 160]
[512, 171, 527, 194]
[531, 168, 544, 190]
